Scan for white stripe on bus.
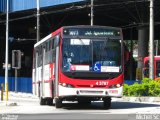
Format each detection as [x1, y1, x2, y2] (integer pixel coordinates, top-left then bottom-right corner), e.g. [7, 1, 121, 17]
[34, 33, 52, 47]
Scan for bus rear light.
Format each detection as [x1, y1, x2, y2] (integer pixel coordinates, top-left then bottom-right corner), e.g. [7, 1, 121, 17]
[59, 83, 74, 88]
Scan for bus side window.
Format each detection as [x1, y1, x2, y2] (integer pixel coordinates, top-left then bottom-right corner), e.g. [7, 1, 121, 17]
[54, 34, 60, 48]
[45, 41, 49, 65]
[52, 38, 55, 49]
[51, 38, 56, 63]
[49, 39, 52, 63]
[43, 42, 47, 65]
[52, 49, 56, 63]
[46, 40, 51, 52]
[46, 41, 48, 52]
[156, 61, 160, 77]
[51, 37, 56, 63]
[33, 49, 36, 69]
[50, 34, 60, 63]
[38, 46, 42, 67]
[143, 60, 149, 78]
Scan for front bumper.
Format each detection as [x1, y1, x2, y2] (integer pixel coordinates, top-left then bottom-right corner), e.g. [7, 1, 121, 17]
[58, 85, 123, 98]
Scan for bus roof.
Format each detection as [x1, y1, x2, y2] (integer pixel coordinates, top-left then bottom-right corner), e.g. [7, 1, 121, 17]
[62, 25, 121, 30]
[34, 25, 122, 48]
[34, 27, 62, 48]
[144, 56, 160, 63]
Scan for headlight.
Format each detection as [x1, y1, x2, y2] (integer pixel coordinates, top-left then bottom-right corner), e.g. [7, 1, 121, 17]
[116, 84, 121, 88]
[109, 84, 122, 88]
[59, 83, 74, 88]
[62, 83, 66, 86]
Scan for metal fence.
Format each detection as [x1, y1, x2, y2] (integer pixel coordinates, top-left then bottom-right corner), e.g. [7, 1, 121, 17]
[0, 76, 138, 94]
[0, 76, 32, 93]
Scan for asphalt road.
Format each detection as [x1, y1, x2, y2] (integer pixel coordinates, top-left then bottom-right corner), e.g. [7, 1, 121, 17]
[1, 100, 160, 120]
[12, 113, 141, 120]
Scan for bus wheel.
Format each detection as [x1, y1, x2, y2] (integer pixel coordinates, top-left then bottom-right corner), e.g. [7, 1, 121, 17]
[46, 98, 53, 105]
[103, 97, 111, 109]
[40, 97, 46, 105]
[55, 98, 62, 108]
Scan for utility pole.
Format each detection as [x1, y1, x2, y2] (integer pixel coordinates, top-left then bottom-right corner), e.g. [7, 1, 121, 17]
[130, 28, 133, 80]
[156, 40, 158, 55]
[5, 0, 9, 101]
[90, 0, 94, 26]
[149, 0, 154, 79]
[37, 0, 40, 42]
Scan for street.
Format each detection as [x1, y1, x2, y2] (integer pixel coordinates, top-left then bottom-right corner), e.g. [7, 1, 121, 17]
[1, 94, 160, 120]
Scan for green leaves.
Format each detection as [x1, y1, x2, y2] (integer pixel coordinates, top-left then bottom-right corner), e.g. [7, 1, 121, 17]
[123, 78, 160, 96]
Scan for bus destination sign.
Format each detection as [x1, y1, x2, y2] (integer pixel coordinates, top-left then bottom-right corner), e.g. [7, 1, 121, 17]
[63, 27, 121, 37]
[85, 31, 114, 36]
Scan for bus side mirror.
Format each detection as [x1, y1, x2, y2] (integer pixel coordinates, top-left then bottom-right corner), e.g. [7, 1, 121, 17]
[54, 35, 60, 48]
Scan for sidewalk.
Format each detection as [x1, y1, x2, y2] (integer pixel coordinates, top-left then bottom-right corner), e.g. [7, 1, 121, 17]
[0, 91, 39, 107]
[122, 96, 160, 103]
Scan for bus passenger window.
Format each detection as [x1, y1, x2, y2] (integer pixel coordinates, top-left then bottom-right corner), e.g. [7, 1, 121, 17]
[38, 46, 42, 67]
[52, 38, 55, 49]
[156, 61, 160, 77]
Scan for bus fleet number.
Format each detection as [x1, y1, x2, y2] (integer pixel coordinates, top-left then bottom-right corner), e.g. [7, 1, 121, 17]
[96, 81, 108, 86]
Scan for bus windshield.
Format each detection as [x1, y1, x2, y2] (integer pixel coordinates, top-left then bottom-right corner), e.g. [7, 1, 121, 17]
[144, 60, 160, 78]
[62, 38, 122, 79]
[143, 61, 149, 78]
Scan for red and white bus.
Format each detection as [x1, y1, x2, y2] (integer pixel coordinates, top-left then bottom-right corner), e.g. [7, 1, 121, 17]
[143, 56, 160, 80]
[32, 25, 124, 108]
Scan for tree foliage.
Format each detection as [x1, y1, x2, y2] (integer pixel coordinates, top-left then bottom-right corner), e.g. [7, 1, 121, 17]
[123, 78, 160, 96]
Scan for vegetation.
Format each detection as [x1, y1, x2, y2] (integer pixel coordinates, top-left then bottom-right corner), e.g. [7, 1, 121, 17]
[123, 78, 160, 96]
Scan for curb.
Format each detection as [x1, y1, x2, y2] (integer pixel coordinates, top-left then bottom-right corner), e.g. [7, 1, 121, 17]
[0, 91, 38, 99]
[0, 101, 18, 107]
[122, 97, 160, 103]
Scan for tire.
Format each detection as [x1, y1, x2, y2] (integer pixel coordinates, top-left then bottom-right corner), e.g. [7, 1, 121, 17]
[103, 97, 111, 109]
[46, 98, 53, 106]
[55, 98, 62, 108]
[40, 97, 46, 105]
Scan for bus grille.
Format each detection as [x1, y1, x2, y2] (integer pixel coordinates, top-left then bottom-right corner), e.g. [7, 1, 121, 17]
[79, 90, 103, 94]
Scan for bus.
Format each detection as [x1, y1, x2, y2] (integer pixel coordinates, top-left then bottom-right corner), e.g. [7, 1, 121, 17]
[32, 25, 124, 108]
[143, 56, 160, 80]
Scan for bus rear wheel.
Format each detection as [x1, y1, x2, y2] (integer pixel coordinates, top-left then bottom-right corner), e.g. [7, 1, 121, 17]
[40, 97, 46, 105]
[103, 97, 111, 109]
[46, 98, 53, 105]
[55, 98, 62, 108]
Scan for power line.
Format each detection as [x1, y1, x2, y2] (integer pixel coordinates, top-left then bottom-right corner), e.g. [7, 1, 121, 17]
[0, 0, 150, 24]
[121, 22, 160, 29]
[123, 3, 139, 23]
[92, 0, 148, 7]
[134, 0, 142, 23]
[0, 5, 87, 24]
